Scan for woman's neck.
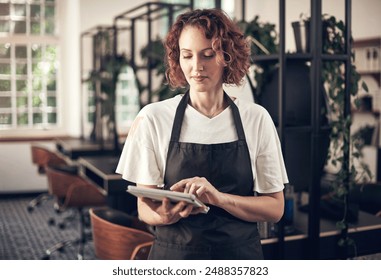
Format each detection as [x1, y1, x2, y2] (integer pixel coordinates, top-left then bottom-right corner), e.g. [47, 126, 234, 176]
[188, 88, 227, 118]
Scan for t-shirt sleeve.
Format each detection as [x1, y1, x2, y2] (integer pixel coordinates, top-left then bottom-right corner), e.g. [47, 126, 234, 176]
[255, 110, 288, 193]
[116, 110, 163, 185]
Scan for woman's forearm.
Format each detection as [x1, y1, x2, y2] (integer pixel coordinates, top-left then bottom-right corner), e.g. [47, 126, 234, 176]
[137, 198, 166, 225]
[215, 191, 284, 223]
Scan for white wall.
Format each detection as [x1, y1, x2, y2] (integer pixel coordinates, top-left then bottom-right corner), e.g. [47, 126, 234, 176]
[60, 0, 81, 138]
[61, 0, 148, 138]
[79, 0, 147, 31]
[0, 141, 55, 193]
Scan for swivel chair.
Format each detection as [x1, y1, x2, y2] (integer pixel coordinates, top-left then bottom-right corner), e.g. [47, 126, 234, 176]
[30, 144, 79, 229]
[28, 144, 68, 212]
[42, 165, 107, 260]
[90, 207, 154, 260]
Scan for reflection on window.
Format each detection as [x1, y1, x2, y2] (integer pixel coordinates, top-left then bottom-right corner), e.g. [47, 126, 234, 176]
[85, 65, 140, 133]
[115, 66, 140, 129]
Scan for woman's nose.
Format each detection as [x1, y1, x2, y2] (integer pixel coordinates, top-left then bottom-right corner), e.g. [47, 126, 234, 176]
[193, 57, 203, 72]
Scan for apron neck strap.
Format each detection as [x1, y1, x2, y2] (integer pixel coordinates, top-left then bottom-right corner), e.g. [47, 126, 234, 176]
[170, 91, 247, 142]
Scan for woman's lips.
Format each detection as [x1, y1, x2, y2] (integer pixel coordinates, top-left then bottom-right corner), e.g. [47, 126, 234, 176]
[192, 76, 207, 82]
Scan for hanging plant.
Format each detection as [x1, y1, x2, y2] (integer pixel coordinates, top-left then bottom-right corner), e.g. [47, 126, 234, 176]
[319, 14, 372, 257]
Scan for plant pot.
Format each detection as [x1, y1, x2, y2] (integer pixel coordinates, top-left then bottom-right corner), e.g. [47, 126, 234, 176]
[292, 20, 310, 53]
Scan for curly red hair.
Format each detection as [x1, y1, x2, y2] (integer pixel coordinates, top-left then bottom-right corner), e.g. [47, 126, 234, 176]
[165, 9, 250, 88]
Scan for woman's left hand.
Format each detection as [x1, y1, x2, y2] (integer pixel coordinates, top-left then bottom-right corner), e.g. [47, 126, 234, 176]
[170, 177, 223, 206]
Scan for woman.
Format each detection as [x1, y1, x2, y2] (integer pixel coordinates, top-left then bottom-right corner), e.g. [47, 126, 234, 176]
[116, 8, 288, 260]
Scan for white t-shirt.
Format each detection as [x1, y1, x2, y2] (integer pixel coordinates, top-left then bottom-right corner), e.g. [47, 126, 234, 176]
[116, 94, 288, 194]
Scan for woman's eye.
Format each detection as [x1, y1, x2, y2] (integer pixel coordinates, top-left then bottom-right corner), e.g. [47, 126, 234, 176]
[204, 53, 215, 59]
[182, 56, 192, 59]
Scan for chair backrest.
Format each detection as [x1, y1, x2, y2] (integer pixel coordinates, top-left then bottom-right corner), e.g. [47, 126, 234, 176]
[45, 165, 105, 209]
[90, 207, 154, 260]
[45, 165, 86, 198]
[30, 144, 67, 174]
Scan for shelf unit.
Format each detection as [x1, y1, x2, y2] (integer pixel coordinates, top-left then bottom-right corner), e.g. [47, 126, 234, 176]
[249, 0, 353, 259]
[112, 2, 191, 105]
[80, 25, 118, 145]
[353, 37, 381, 86]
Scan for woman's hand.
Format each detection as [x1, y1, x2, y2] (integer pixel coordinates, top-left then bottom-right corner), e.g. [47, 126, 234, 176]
[170, 177, 223, 206]
[136, 184, 210, 226]
[140, 197, 193, 225]
[170, 178, 285, 223]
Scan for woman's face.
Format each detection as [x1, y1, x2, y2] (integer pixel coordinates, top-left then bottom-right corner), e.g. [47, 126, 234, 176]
[178, 26, 224, 93]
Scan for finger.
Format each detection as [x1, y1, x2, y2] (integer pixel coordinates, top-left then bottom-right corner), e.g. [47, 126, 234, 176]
[170, 178, 198, 191]
[184, 183, 191, 193]
[189, 182, 200, 195]
[172, 201, 188, 212]
[162, 197, 171, 210]
[196, 185, 207, 197]
[170, 180, 189, 191]
[179, 204, 193, 218]
[170, 182, 182, 192]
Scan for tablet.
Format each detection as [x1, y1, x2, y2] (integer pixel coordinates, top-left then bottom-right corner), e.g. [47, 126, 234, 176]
[126, 185, 209, 214]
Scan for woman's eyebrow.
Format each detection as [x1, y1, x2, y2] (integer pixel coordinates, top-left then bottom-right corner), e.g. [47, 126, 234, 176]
[180, 47, 214, 52]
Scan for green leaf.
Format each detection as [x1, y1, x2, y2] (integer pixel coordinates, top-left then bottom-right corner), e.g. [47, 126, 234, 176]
[336, 220, 347, 230]
[361, 81, 369, 92]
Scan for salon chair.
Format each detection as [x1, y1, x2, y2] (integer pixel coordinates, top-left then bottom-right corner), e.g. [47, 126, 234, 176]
[29, 144, 80, 229]
[90, 207, 154, 260]
[28, 144, 67, 212]
[41, 165, 106, 260]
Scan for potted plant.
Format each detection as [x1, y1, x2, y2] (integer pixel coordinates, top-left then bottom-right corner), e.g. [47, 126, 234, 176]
[237, 16, 278, 104]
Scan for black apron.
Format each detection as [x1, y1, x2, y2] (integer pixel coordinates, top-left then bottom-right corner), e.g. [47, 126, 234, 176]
[148, 92, 263, 260]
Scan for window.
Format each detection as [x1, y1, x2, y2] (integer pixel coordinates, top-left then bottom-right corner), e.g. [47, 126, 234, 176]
[115, 66, 140, 130]
[81, 27, 140, 138]
[0, 0, 59, 130]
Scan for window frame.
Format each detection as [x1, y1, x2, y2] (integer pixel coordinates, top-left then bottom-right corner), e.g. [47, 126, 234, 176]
[0, 0, 62, 136]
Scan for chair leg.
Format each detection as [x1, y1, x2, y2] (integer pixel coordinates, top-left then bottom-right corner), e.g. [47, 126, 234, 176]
[41, 239, 79, 260]
[27, 193, 52, 212]
[77, 208, 88, 260]
[41, 208, 91, 260]
[57, 209, 77, 229]
[48, 207, 77, 229]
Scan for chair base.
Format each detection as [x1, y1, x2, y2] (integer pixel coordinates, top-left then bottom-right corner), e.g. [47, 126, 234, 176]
[48, 208, 77, 229]
[27, 193, 52, 212]
[40, 232, 92, 260]
[41, 239, 81, 260]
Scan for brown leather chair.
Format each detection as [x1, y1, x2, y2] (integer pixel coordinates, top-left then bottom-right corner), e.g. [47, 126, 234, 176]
[90, 207, 154, 260]
[31, 144, 67, 174]
[42, 165, 107, 259]
[28, 144, 68, 212]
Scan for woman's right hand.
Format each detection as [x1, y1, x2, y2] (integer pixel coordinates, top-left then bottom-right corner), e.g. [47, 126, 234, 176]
[140, 197, 194, 225]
